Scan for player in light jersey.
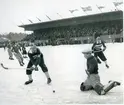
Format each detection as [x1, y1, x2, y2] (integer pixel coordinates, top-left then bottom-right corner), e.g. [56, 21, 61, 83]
[12, 42, 24, 66]
[7, 42, 14, 60]
[92, 36, 109, 68]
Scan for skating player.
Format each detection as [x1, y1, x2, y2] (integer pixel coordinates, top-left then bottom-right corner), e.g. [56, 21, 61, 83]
[12, 42, 24, 66]
[25, 44, 52, 85]
[80, 49, 120, 95]
[7, 42, 14, 60]
[92, 36, 109, 68]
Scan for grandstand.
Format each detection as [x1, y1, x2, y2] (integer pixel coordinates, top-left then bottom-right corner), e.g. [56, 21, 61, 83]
[19, 11, 123, 46]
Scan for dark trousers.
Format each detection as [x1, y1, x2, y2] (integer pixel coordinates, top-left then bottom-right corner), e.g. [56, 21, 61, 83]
[26, 54, 48, 75]
[94, 51, 107, 61]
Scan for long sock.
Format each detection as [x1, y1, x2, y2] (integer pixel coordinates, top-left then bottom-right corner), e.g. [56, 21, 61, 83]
[104, 61, 108, 65]
[44, 72, 50, 79]
[28, 75, 33, 80]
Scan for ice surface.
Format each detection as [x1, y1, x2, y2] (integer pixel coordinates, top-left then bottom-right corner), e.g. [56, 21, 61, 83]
[0, 43, 123, 105]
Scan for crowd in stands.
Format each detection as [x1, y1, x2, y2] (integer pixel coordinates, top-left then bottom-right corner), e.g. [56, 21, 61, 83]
[23, 20, 123, 45]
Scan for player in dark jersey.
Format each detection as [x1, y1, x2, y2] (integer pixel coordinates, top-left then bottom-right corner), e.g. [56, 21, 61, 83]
[80, 49, 120, 95]
[92, 36, 109, 68]
[25, 44, 52, 85]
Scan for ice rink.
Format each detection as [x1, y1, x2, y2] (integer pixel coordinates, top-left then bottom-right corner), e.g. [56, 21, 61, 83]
[0, 43, 123, 105]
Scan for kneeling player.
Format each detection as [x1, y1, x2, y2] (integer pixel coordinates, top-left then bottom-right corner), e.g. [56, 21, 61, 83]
[80, 49, 120, 95]
[25, 44, 52, 85]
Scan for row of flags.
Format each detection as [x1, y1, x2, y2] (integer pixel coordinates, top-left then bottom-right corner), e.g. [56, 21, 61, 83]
[26, 1, 123, 24]
[70, 1, 123, 14]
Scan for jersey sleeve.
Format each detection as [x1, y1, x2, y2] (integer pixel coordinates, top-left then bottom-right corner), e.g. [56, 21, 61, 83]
[101, 40, 106, 48]
[92, 42, 96, 50]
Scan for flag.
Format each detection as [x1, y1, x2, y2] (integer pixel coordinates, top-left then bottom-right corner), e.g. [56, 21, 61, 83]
[36, 17, 41, 21]
[46, 15, 52, 20]
[28, 19, 33, 23]
[97, 5, 105, 9]
[69, 9, 78, 13]
[86, 6, 92, 11]
[81, 7, 87, 12]
[81, 6, 92, 12]
[57, 13, 63, 18]
[113, 1, 123, 6]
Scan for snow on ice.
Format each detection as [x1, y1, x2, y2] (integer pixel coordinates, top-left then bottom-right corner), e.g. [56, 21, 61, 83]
[0, 43, 123, 105]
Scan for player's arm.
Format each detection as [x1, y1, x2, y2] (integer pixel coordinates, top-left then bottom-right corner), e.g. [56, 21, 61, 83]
[91, 42, 96, 53]
[92, 43, 95, 50]
[102, 41, 106, 51]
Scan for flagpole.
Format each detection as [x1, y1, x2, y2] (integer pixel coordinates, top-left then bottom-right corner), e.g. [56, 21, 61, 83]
[57, 13, 63, 18]
[69, 10, 75, 16]
[84, 11, 88, 15]
[28, 19, 33, 23]
[20, 21, 24, 25]
[96, 5, 102, 13]
[45, 15, 52, 20]
[80, 7, 88, 15]
[115, 5, 119, 11]
[113, 3, 119, 11]
[36, 17, 41, 22]
[71, 13, 75, 16]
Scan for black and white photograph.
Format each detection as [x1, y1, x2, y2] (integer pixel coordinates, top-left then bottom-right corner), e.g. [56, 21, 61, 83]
[0, 0, 123, 105]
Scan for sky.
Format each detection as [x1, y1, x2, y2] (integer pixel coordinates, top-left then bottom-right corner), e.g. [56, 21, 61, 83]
[0, 0, 123, 34]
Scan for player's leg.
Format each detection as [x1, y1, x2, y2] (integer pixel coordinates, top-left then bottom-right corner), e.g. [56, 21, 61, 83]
[90, 75, 120, 95]
[98, 52, 109, 68]
[80, 77, 93, 91]
[23, 50, 28, 58]
[39, 54, 52, 84]
[14, 53, 24, 66]
[18, 53, 24, 65]
[94, 52, 101, 64]
[25, 60, 34, 85]
[8, 48, 14, 60]
[101, 80, 121, 95]
[89, 74, 104, 95]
